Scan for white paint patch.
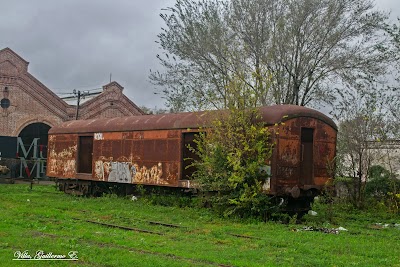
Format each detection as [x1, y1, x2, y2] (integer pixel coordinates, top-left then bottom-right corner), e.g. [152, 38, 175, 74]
[108, 162, 132, 183]
[94, 133, 104, 140]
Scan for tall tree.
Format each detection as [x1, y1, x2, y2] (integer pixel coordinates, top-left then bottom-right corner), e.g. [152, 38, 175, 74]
[150, 0, 390, 111]
[334, 89, 388, 206]
[384, 18, 400, 125]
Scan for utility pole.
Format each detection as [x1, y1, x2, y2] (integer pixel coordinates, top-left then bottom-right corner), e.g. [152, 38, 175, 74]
[61, 89, 102, 120]
[73, 89, 89, 120]
[74, 89, 81, 120]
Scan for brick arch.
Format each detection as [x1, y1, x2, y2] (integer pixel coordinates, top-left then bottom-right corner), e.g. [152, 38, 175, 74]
[12, 116, 60, 137]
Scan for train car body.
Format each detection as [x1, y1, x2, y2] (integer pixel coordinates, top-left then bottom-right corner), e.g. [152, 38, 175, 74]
[47, 105, 337, 198]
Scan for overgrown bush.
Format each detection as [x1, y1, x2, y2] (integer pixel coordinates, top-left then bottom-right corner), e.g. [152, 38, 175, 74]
[190, 107, 275, 219]
[365, 165, 398, 197]
[365, 165, 400, 213]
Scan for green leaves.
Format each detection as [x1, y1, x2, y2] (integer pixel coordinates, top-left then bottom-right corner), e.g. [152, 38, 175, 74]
[152, 0, 391, 110]
[190, 106, 274, 219]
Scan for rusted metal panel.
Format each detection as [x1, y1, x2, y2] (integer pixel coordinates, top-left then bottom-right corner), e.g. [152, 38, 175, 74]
[314, 142, 335, 168]
[103, 132, 123, 140]
[314, 167, 329, 177]
[276, 166, 299, 180]
[168, 130, 180, 138]
[111, 140, 123, 160]
[122, 132, 134, 139]
[315, 122, 336, 143]
[277, 139, 300, 166]
[163, 161, 180, 183]
[51, 134, 76, 142]
[168, 139, 181, 161]
[46, 134, 78, 178]
[143, 130, 170, 139]
[143, 140, 169, 161]
[143, 140, 157, 159]
[89, 129, 182, 186]
[130, 140, 144, 161]
[279, 120, 300, 139]
[122, 139, 133, 159]
[96, 140, 112, 158]
[271, 114, 337, 196]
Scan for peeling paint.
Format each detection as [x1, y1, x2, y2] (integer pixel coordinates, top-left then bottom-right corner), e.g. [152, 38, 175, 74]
[47, 145, 77, 177]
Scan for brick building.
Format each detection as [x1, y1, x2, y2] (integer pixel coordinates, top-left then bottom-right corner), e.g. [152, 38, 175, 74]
[0, 47, 144, 178]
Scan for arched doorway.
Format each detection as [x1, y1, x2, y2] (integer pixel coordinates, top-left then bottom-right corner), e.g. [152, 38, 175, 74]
[18, 122, 51, 158]
[14, 122, 51, 178]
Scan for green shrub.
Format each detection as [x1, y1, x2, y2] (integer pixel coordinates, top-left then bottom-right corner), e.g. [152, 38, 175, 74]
[365, 165, 395, 198]
[190, 107, 275, 220]
[365, 165, 400, 213]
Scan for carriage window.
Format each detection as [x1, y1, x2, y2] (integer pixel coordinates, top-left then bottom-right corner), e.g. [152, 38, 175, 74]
[182, 132, 200, 180]
[78, 136, 93, 173]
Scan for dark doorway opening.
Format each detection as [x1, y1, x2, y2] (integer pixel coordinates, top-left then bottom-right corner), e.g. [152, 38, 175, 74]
[78, 136, 93, 174]
[182, 132, 200, 180]
[301, 128, 314, 185]
[18, 122, 51, 158]
[15, 122, 51, 178]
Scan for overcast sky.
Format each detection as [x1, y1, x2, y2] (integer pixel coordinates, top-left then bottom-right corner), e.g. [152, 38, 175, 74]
[1, 0, 399, 110]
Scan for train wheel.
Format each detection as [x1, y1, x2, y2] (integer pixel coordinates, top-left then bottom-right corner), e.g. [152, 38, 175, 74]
[286, 196, 312, 218]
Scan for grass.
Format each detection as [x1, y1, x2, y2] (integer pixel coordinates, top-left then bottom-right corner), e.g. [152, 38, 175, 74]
[0, 184, 399, 267]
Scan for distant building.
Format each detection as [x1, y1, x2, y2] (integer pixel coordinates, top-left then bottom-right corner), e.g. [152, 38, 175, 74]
[366, 140, 400, 177]
[0, 47, 144, 178]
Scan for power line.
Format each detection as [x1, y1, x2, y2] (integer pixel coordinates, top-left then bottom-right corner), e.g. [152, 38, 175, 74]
[54, 87, 103, 96]
[60, 90, 102, 100]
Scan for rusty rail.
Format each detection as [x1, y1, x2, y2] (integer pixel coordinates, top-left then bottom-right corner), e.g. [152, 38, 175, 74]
[228, 233, 261, 240]
[73, 218, 165, 235]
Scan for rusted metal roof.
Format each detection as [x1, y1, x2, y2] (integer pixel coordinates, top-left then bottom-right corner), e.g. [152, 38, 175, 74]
[49, 105, 337, 134]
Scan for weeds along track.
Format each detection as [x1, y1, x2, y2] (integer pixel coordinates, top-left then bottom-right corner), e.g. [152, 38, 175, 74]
[79, 210, 188, 229]
[73, 211, 261, 241]
[30, 230, 235, 267]
[72, 218, 166, 235]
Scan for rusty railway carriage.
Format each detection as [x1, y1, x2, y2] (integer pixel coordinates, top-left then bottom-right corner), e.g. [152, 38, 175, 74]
[46, 105, 337, 199]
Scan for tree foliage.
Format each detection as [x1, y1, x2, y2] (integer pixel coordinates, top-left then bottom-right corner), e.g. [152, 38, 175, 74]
[384, 18, 400, 125]
[331, 16, 400, 208]
[151, 0, 390, 111]
[365, 165, 399, 198]
[191, 112, 273, 218]
[190, 78, 274, 218]
[334, 88, 399, 207]
[364, 165, 400, 213]
[139, 106, 170, 115]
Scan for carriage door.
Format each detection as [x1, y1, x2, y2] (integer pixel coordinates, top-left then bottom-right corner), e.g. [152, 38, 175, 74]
[182, 132, 199, 179]
[78, 136, 93, 173]
[301, 128, 314, 185]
